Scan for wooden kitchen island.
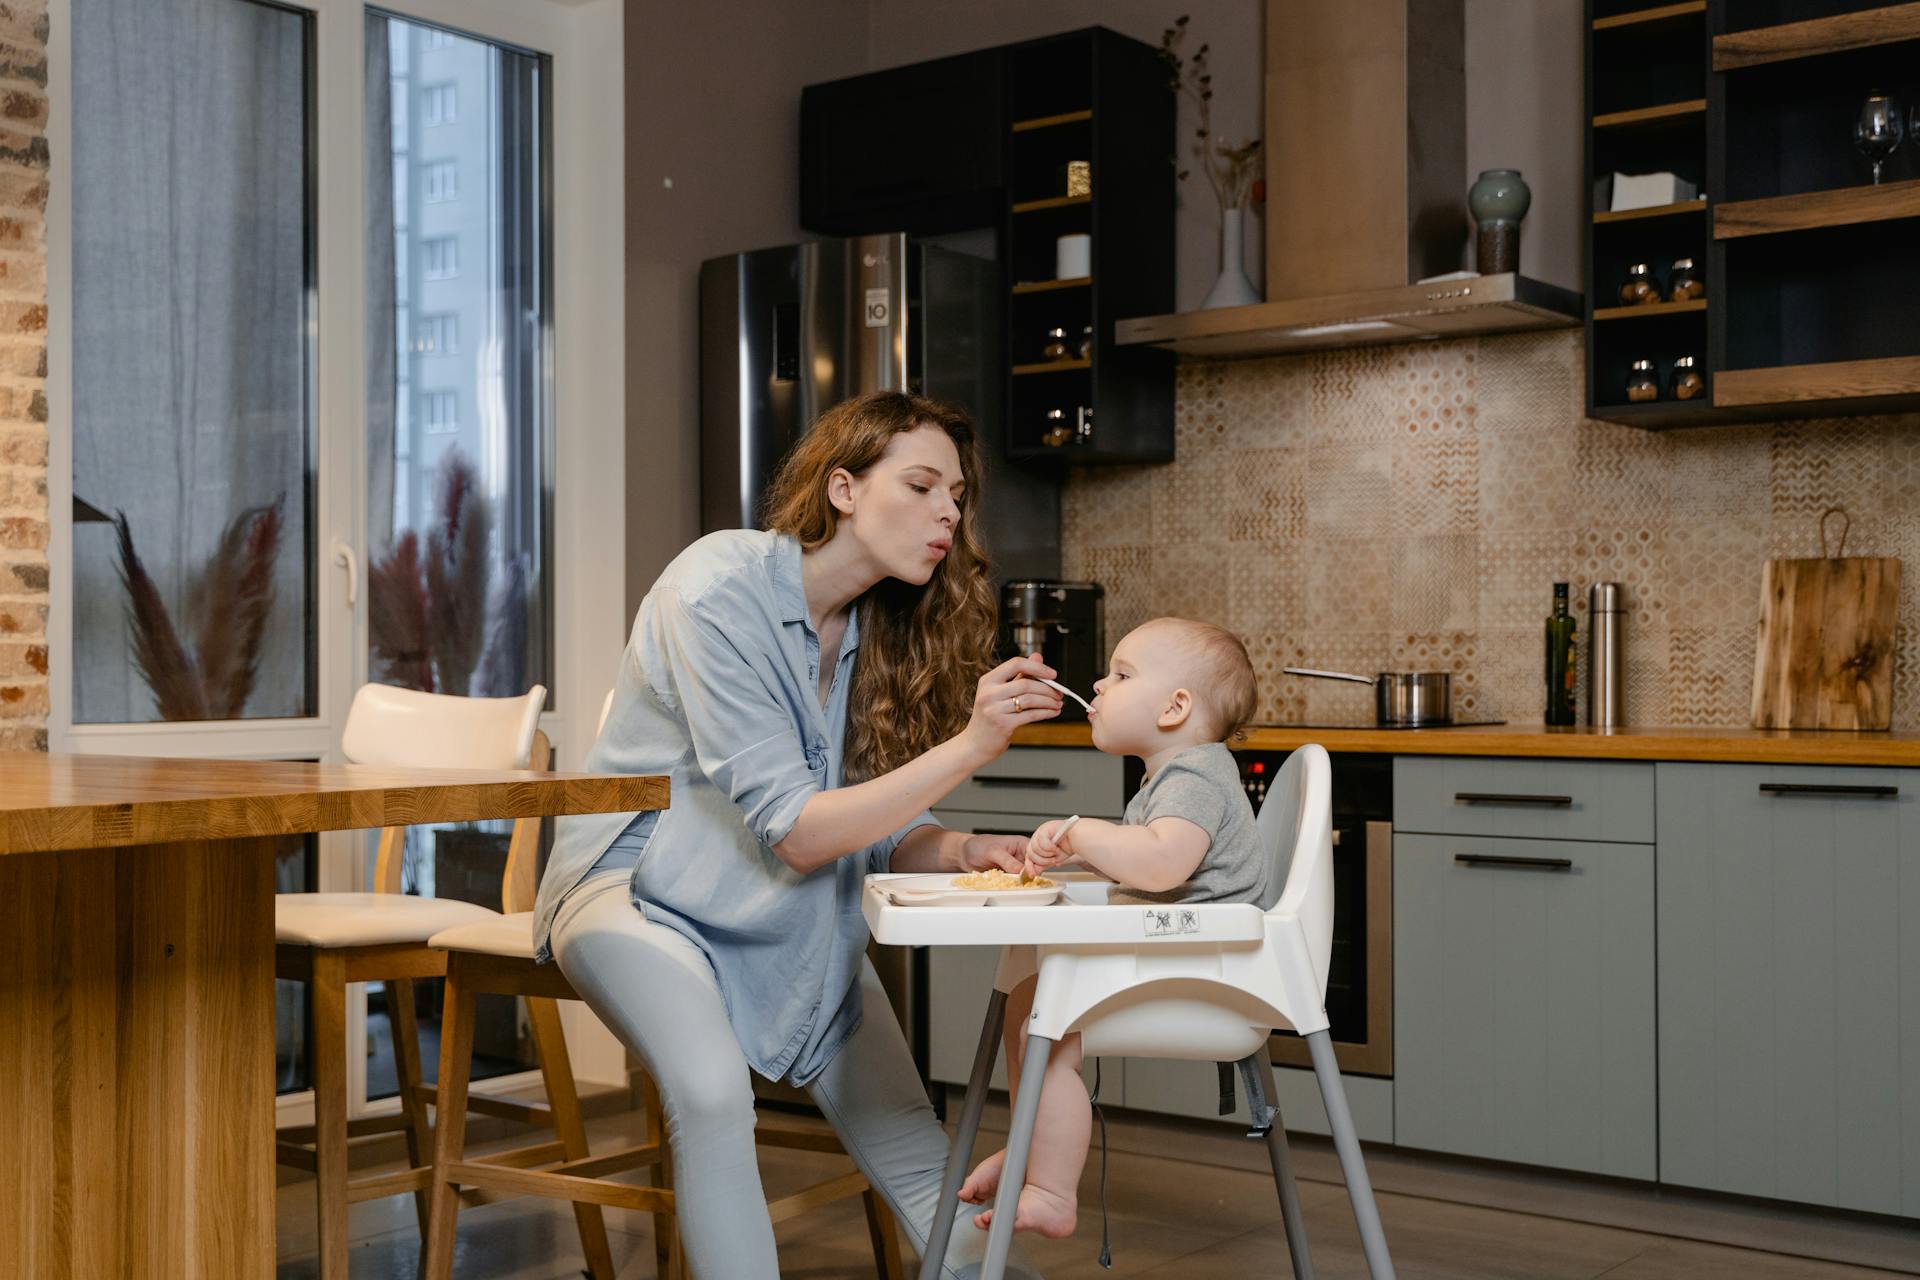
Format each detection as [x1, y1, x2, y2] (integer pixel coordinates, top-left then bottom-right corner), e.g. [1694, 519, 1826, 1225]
[0, 752, 667, 1277]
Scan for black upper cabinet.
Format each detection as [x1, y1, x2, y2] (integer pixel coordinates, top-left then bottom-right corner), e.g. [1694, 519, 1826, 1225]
[800, 49, 1006, 236]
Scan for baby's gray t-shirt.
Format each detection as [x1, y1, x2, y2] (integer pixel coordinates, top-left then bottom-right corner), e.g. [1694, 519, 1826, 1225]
[1118, 742, 1269, 907]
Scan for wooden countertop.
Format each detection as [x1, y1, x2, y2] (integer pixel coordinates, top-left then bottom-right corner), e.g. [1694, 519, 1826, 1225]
[0, 752, 670, 856]
[1013, 722, 1920, 767]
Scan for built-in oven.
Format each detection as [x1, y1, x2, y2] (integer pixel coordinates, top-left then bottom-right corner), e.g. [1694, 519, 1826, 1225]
[1229, 750, 1394, 1077]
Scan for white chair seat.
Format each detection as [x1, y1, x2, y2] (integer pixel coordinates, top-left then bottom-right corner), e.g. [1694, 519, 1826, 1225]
[430, 910, 536, 959]
[275, 892, 499, 948]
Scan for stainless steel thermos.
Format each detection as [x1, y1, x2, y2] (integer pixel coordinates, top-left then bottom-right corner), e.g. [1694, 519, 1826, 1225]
[1588, 582, 1624, 728]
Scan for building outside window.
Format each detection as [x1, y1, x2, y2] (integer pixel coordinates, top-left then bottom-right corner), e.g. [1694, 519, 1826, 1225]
[424, 159, 457, 202]
[422, 235, 457, 279]
[422, 82, 456, 125]
[423, 390, 458, 434]
[416, 312, 457, 354]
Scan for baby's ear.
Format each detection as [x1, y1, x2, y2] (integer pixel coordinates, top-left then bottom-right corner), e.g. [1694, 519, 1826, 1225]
[1159, 687, 1193, 729]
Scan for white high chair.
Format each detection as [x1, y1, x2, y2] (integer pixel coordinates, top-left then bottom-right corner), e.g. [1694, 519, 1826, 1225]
[908, 744, 1396, 1280]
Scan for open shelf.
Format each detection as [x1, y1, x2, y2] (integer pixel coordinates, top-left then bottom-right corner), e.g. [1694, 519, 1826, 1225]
[1011, 193, 1091, 214]
[1589, 399, 1744, 429]
[1714, 179, 1920, 238]
[1594, 198, 1708, 223]
[1593, 98, 1707, 128]
[1011, 109, 1092, 132]
[1714, 2, 1920, 70]
[1715, 355, 1920, 407]
[1011, 277, 1090, 295]
[1594, 0, 1705, 30]
[1012, 358, 1091, 375]
[1594, 298, 1709, 320]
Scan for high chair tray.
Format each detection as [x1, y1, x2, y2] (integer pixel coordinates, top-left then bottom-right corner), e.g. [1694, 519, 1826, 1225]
[862, 873, 1267, 947]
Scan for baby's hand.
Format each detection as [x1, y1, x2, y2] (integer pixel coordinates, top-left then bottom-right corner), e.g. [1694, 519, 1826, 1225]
[1024, 819, 1073, 870]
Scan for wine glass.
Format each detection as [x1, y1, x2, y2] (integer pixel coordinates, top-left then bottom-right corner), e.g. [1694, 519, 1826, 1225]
[1855, 92, 1903, 185]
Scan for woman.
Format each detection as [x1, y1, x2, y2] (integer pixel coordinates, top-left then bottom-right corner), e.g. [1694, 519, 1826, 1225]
[533, 390, 1063, 1276]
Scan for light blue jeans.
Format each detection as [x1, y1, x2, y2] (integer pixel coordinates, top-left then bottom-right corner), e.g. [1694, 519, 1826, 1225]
[551, 871, 1038, 1279]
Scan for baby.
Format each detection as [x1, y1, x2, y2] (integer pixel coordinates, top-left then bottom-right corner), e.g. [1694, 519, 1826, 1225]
[957, 616, 1266, 1237]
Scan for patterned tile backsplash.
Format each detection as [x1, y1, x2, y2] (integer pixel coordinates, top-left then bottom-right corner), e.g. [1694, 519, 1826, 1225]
[1059, 329, 1920, 729]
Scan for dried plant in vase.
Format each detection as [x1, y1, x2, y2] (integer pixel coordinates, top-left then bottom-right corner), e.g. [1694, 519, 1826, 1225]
[368, 448, 522, 696]
[113, 494, 285, 721]
[1158, 14, 1264, 308]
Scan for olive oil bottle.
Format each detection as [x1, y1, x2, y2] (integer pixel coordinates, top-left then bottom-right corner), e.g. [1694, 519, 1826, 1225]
[1545, 582, 1577, 726]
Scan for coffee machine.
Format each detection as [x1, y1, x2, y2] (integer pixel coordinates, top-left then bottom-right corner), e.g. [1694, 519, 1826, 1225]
[1001, 581, 1105, 722]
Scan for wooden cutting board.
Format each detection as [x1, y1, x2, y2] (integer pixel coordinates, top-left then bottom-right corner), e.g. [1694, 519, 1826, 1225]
[1751, 553, 1901, 730]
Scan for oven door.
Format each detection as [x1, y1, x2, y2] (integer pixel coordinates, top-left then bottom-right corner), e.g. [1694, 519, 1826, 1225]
[1269, 819, 1394, 1077]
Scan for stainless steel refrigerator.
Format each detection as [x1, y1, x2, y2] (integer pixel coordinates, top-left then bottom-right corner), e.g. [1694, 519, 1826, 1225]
[700, 231, 1059, 582]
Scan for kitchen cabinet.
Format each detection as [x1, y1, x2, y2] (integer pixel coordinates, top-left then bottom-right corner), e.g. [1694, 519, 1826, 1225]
[1394, 756, 1655, 844]
[1393, 832, 1657, 1179]
[1657, 762, 1920, 1216]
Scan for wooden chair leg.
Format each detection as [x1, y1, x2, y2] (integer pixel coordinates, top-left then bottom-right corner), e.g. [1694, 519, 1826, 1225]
[527, 995, 618, 1280]
[422, 960, 477, 1280]
[387, 976, 436, 1236]
[310, 953, 351, 1280]
[641, 1071, 674, 1278]
[862, 1186, 906, 1280]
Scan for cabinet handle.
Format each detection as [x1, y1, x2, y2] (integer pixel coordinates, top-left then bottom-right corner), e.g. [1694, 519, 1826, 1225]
[974, 776, 1061, 789]
[970, 829, 1033, 837]
[1454, 853, 1573, 871]
[1454, 791, 1573, 807]
[1758, 782, 1898, 799]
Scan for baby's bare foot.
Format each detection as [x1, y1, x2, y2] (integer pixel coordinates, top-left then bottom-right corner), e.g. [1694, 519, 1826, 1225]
[971, 1183, 1078, 1239]
[956, 1148, 1005, 1204]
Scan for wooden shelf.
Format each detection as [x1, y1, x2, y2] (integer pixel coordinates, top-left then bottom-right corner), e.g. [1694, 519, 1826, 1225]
[1593, 99, 1707, 129]
[1593, 298, 1708, 321]
[1714, 180, 1920, 239]
[1011, 358, 1091, 375]
[1713, 2, 1920, 71]
[1588, 399, 1737, 430]
[1593, 198, 1708, 224]
[1714, 355, 1920, 407]
[1593, 1, 1705, 32]
[1011, 109, 1092, 132]
[1012, 276, 1091, 295]
[1011, 193, 1092, 214]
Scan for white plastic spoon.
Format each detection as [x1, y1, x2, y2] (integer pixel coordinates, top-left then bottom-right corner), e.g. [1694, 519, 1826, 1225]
[1037, 677, 1093, 714]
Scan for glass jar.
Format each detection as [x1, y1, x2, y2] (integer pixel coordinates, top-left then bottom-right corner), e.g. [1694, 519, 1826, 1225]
[1668, 258, 1704, 302]
[1626, 358, 1660, 403]
[1041, 407, 1072, 448]
[1619, 262, 1659, 307]
[1041, 327, 1069, 361]
[1077, 324, 1094, 361]
[1671, 354, 1705, 401]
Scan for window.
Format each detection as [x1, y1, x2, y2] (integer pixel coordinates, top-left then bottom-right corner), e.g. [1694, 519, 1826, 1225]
[423, 390, 458, 434]
[424, 160, 457, 203]
[422, 82, 456, 125]
[416, 313, 458, 355]
[426, 28, 454, 48]
[422, 236, 457, 279]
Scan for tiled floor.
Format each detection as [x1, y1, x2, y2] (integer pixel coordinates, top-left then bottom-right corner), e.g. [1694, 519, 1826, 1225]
[276, 1102, 1919, 1278]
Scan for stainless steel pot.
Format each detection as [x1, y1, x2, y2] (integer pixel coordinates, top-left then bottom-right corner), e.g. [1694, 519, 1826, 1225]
[1284, 667, 1453, 727]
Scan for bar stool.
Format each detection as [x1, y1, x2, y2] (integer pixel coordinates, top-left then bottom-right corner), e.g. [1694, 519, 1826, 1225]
[421, 689, 906, 1279]
[276, 683, 610, 1277]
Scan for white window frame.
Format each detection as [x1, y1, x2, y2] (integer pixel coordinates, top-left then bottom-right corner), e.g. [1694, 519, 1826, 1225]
[45, 0, 631, 1108]
[421, 80, 456, 125]
[416, 310, 457, 354]
[421, 233, 458, 278]
[423, 157, 456, 202]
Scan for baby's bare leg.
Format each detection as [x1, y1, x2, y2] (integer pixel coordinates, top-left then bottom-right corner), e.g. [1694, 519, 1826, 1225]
[957, 977, 1035, 1206]
[1009, 1030, 1088, 1237]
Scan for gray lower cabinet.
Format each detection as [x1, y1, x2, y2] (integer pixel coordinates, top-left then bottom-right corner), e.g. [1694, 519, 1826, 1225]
[1394, 833, 1657, 1179]
[1656, 763, 1920, 1217]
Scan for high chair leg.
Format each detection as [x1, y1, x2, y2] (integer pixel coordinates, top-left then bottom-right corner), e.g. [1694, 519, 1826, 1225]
[1308, 1031, 1397, 1280]
[1251, 1046, 1315, 1279]
[919, 988, 1007, 1280]
[979, 1033, 1051, 1280]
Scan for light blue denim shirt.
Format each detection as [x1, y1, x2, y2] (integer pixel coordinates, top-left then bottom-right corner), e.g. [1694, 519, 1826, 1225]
[533, 529, 938, 1085]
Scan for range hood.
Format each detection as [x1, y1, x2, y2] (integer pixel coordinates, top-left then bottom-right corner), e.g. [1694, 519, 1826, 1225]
[1117, 0, 1581, 359]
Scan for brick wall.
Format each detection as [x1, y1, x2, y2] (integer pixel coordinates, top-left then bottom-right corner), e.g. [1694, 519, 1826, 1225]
[0, 0, 45, 750]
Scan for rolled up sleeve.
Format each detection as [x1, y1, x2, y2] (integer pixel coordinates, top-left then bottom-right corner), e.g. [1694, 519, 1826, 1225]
[652, 590, 819, 847]
[870, 810, 943, 875]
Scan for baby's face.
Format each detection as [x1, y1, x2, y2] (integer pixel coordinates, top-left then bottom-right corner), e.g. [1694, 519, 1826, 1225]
[1089, 624, 1191, 753]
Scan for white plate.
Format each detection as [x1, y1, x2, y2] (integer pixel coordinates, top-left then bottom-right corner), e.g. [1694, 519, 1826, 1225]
[883, 873, 1064, 908]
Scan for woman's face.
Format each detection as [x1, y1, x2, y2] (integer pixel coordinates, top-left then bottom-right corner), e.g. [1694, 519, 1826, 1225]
[832, 424, 966, 586]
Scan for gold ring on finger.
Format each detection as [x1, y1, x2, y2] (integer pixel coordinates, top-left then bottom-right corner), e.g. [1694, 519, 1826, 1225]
[1012, 696, 1023, 713]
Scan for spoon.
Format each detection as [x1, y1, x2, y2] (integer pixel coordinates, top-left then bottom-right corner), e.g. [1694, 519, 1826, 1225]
[1037, 677, 1093, 714]
[1020, 814, 1081, 883]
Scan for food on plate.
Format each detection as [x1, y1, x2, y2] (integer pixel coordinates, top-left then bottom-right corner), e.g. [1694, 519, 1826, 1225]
[952, 868, 1054, 891]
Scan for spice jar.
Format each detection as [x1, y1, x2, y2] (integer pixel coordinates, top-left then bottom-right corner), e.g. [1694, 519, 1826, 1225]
[1041, 407, 1072, 448]
[1041, 327, 1069, 361]
[1619, 262, 1660, 306]
[1670, 354, 1705, 401]
[1668, 258, 1703, 302]
[1626, 358, 1660, 403]
[1077, 324, 1094, 361]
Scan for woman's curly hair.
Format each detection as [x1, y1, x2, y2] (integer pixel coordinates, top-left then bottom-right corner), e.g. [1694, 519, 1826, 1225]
[760, 391, 998, 782]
